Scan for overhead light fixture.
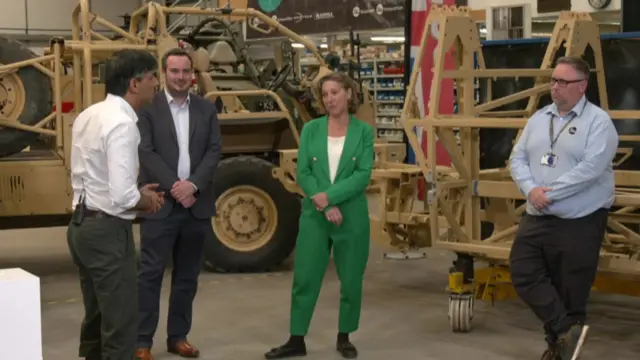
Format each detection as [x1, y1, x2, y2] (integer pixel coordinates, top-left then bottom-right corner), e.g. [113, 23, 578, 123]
[370, 36, 405, 42]
[320, 43, 328, 48]
[292, 43, 305, 48]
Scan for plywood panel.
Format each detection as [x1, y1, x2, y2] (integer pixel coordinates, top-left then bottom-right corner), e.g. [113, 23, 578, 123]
[470, 9, 486, 22]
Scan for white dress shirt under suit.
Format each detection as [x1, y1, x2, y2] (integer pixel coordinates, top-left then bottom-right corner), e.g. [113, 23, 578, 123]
[164, 89, 192, 180]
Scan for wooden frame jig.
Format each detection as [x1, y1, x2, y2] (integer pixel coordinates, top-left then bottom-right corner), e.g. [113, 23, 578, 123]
[370, 4, 640, 332]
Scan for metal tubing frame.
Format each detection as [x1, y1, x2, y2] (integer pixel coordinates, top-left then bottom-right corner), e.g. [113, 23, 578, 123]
[202, 89, 301, 145]
[0, 0, 333, 159]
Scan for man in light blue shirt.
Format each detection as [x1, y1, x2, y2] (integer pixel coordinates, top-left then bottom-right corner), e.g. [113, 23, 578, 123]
[508, 56, 618, 360]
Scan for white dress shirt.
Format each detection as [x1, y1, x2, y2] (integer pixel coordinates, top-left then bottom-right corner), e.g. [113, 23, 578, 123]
[165, 90, 191, 180]
[70, 94, 142, 220]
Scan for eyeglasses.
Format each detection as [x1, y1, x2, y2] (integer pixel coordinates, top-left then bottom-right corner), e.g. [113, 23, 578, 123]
[550, 77, 586, 87]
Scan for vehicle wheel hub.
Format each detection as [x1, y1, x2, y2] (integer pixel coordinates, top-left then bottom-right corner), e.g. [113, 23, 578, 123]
[0, 70, 25, 122]
[213, 185, 278, 252]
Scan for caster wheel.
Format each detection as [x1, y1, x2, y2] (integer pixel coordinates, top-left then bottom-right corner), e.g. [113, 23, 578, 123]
[448, 295, 474, 333]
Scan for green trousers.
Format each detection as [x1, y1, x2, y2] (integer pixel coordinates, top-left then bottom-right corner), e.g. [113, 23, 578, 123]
[289, 218, 370, 336]
[66, 216, 137, 360]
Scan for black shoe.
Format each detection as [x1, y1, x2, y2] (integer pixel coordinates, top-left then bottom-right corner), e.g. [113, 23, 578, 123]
[540, 345, 561, 360]
[556, 324, 589, 360]
[264, 343, 307, 359]
[336, 341, 358, 359]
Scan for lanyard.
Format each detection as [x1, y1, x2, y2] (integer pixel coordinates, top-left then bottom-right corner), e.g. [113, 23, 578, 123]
[548, 100, 587, 151]
[548, 114, 576, 151]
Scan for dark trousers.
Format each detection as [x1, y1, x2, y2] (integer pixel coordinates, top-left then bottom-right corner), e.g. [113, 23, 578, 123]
[137, 206, 211, 348]
[509, 209, 608, 345]
[66, 216, 137, 360]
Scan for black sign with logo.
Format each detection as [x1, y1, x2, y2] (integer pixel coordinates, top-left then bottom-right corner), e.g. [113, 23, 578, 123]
[245, 0, 405, 40]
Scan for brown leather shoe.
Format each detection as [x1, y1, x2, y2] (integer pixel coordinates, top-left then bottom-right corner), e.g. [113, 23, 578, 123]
[168, 340, 200, 358]
[135, 348, 154, 360]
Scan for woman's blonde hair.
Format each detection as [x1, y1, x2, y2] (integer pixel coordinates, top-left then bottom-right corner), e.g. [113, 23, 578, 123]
[316, 72, 360, 114]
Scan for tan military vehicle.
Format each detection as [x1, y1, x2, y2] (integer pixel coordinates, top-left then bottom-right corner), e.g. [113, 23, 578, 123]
[0, 0, 394, 273]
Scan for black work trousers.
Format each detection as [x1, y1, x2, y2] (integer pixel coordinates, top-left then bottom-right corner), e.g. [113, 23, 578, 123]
[509, 208, 608, 345]
[66, 216, 138, 360]
[137, 206, 211, 348]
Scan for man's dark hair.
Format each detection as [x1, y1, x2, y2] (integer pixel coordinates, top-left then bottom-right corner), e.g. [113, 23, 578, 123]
[556, 56, 591, 81]
[161, 48, 193, 70]
[104, 50, 157, 97]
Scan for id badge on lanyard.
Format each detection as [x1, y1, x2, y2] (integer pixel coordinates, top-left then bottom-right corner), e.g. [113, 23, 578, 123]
[542, 113, 576, 168]
[540, 152, 557, 167]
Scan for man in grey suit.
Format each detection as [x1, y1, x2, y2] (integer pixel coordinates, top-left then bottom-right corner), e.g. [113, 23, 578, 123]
[135, 48, 222, 360]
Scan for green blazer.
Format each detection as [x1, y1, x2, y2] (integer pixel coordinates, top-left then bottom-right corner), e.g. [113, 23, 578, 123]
[296, 115, 375, 236]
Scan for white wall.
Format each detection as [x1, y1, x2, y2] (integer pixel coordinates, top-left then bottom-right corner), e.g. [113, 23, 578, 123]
[467, 0, 621, 18]
[0, 0, 144, 36]
[571, 0, 621, 13]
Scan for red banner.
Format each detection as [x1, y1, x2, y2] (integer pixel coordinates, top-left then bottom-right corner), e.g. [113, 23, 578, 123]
[410, 0, 456, 199]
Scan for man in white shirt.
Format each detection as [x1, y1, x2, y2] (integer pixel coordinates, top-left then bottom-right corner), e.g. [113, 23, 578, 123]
[67, 49, 165, 360]
[135, 48, 221, 360]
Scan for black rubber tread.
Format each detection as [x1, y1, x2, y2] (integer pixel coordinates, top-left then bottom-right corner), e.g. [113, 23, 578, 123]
[0, 37, 53, 157]
[203, 155, 301, 273]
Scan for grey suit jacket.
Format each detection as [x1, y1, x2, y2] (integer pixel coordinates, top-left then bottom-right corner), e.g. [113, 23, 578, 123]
[137, 91, 222, 220]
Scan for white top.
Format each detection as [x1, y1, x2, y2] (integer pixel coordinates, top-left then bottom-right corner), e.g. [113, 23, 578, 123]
[164, 89, 191, 180]
[328, 136, 346, 183]
[70, 94, 142, 220]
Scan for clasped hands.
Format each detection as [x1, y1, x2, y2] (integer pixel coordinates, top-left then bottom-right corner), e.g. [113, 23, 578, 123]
[138, 180, 196, 214]
[139, 183, 164, 213]
[529, 186, 552, 211]
[171, 180, 197, 208]
[312, 192, 342, 226]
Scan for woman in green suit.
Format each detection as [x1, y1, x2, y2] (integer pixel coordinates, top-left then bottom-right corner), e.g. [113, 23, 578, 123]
[264, 72, 375, 359]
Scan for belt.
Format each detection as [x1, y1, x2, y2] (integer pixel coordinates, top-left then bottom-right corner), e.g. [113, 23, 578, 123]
[84, 209, 115, 219]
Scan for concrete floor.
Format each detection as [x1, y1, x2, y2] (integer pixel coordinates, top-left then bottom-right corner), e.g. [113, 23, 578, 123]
[1, 226, 640, 360]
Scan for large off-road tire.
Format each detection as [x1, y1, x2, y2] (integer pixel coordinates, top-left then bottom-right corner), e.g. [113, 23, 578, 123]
[203, 156, 301, 273]
[0, 37, 53, 157]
